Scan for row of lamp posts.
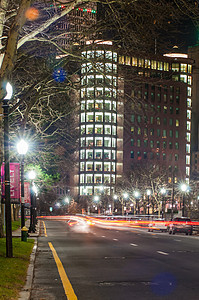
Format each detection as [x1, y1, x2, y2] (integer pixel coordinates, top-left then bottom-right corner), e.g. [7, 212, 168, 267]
[92, 184, 189, 218]
[2, 82, 37, 257]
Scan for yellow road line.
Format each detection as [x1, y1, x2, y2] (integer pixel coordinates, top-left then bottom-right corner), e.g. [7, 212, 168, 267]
[48, 242, 78, 300]
[42, 221, 47, 237]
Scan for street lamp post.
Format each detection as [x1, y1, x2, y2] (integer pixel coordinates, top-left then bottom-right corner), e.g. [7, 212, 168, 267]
[122, 192, 128, 216]
[160, 188, 166, 219]
[134, 191, 140, 215]
[17, 140, 28, 231]
[28, 170, 36, 233]
[146, 189, 151, 219]
[181, 183, 188, 217]
[2, 82, 13, 258]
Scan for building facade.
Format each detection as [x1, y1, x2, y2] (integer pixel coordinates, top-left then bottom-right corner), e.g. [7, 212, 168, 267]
[72, 42, 193, 203]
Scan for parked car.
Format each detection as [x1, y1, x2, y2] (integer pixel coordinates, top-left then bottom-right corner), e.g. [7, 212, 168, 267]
[168, 217, 193, 235]
[148, 219, 168, 232]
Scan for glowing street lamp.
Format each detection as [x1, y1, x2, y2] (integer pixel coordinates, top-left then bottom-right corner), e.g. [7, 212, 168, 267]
[17, 139, 29, 234]
[181, 183, 188, 217]
[146, 189, 151, 219]
[160, 188, 166, 219]
[134, 191, 140, 215]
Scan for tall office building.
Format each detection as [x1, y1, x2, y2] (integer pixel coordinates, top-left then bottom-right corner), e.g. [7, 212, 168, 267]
[71, 42, 193, 205]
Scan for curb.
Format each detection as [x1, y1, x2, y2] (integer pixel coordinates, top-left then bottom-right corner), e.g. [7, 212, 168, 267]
[18, 221, 40, 300]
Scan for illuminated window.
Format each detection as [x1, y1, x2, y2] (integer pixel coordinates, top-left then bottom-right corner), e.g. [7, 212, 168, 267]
[86, 162, 93, 171]
[95, 150, 102, 159]
[138, 58, 144, 67]
[81, 113, 85, 122]
[151, 60, 157, 69]
[187, 110, 191, 120]
[157, 117, 160, 125]
[164, 106, 167, 114]
[87, 113, 94, 122]
[81, 125, 85, 134]
[80, 162, 85, 171]
[187, 76, 192, 85]
[186, 144, 190, 153]
[175, 154, 178, 161]
[186, 156, 190, 165]
[172, 63, 179, 72]
[181, 64, 187, 72]
[187, 98, 191, 108]
[157, 61, 163, 70]
[95, 113, 103, 122]
[104, 163, 110, 171]
[95, 174, 102, 183]
[175, 131, 179, 138]
[186, 167, 190, 176]
[187, 133, 191, 142]
[80, 174, 84, 184]
[104, 125, 111, 135]
[187, 87, 191, 97]
[138, 127, 141, 135]
[80, 150, 85, 159]
[94, 163, 102, 172]
[150, 140, 154, 148]
[132, 57, 137, 66]
[86, 175, 93, 183]
[176, 120, 179, 126]
[137, 139, 141, 147]
[86, 150, 93, 159]
[104, 175, 110, 184]
[86, 138, 93, 147]
[164, 62, 169, 71]
[112, 138, 116, 147]
[180, 74, 187, 83]
[175, 142, 179, 149]
[188, 65, 192, 73]
[187, 121, 191, 131]
[86, 126, 93, 134]
[104, 138, 111, 147]
[95, 138, 102, 147]
[80, 138, 85, 147]
[126, 56, 131, 65]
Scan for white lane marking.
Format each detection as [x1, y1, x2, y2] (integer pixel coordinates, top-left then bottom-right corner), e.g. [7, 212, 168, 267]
[113, 238, 118, 241]
[174, 239, 181, 242]
[130, 243, 138, 247]
[157, 251, 169, 256]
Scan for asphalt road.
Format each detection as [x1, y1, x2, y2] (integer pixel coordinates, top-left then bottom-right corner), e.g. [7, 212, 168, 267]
[30, 219, 199, 300]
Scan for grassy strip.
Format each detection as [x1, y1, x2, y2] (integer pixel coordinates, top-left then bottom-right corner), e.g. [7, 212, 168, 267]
[0, 238, 34, 300]
[12, 219, 21, 232]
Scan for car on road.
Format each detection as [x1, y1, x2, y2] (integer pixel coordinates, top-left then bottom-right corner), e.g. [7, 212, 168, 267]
[67, 218, 93, 233]
[168, 217, 193, 235]
[148, 219, 168, 232]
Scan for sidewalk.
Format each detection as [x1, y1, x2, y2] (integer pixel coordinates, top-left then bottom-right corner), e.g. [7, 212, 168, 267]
[13, 219, 40, 300]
